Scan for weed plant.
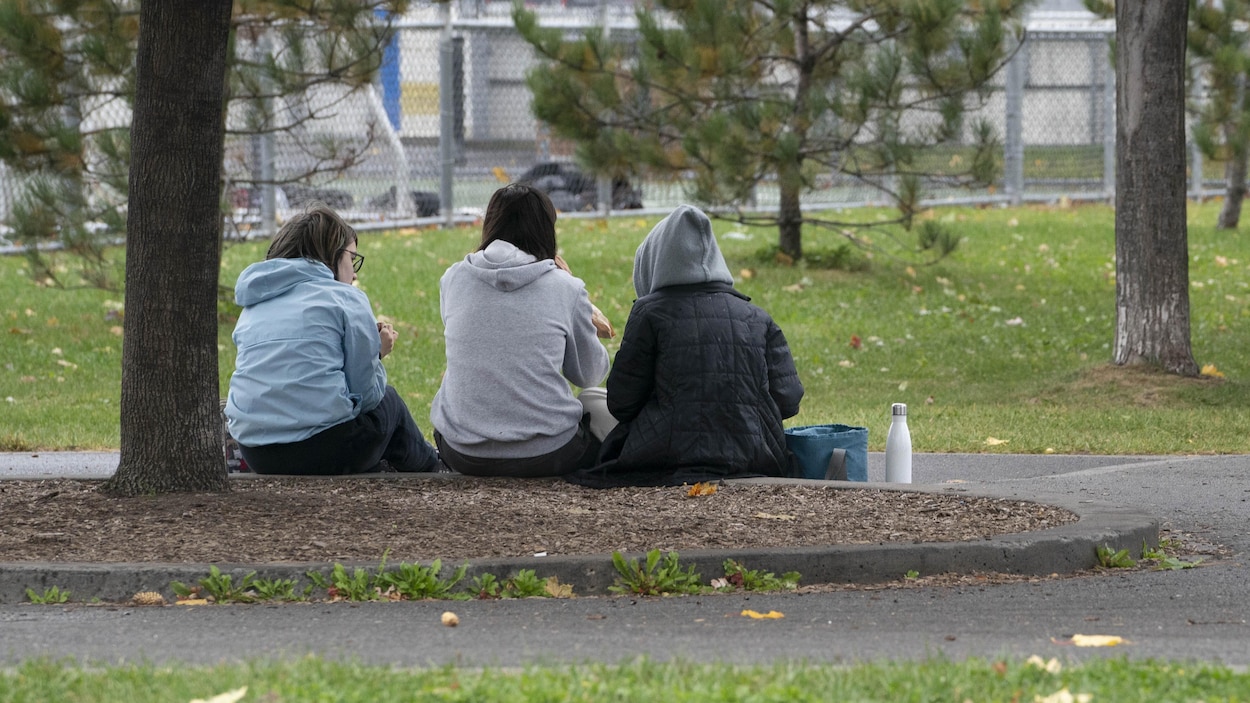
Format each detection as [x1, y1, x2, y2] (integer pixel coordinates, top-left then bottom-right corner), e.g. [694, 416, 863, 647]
[609, 549, 707, 596]
[24, 586, 69, 604]
[4, 202, 1249, 453]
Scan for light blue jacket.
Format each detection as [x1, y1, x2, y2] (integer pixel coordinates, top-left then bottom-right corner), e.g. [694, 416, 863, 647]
[225, 258, 386, 446]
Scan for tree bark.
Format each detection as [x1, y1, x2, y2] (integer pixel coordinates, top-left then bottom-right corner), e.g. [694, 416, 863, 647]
[1112, 0, 1199, 376]
[1217, 153, 1247, 229]
[105, 0, 234, 495]
[778, 173, 803, 261]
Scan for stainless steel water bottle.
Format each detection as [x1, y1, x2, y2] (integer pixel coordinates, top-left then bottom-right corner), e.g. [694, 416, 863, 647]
[884, 403, 912, 483]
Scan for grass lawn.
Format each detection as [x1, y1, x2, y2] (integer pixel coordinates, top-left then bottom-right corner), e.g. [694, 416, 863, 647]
[2, 201, 1247, 454]
[3, 656, 1249, 702]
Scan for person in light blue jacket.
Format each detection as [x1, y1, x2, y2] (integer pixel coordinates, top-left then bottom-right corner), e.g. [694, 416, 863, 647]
[225, 203, 438, 475]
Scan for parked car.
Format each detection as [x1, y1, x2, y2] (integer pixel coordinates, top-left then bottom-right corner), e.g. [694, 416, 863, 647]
[516, 162, 643, 212]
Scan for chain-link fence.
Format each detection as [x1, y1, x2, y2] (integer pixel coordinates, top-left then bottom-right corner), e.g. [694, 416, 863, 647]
[0, 5, 1222, 246]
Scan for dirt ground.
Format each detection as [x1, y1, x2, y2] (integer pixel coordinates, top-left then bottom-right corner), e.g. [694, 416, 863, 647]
[0, 476, 1077, 565]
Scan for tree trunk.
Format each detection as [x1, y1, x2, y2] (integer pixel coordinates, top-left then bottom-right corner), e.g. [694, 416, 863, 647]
[777, 174, 803, 261]
[105, 0, 234, 495]
[1113, 0, 1199, 376]
[1217, 153, 1247, 229]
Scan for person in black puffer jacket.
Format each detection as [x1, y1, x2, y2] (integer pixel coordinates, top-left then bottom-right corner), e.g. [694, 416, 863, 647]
[566, 205, 804, 488]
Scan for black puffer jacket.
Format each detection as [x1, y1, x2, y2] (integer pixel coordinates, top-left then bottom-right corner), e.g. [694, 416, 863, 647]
[567, 205, 803, 487]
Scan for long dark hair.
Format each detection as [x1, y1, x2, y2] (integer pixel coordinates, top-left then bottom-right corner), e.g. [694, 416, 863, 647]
[478, 183, 558, 260]
[265, 202, 357, 272]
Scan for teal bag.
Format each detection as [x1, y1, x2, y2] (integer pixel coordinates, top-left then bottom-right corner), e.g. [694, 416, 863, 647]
[784, 424, 869, 481]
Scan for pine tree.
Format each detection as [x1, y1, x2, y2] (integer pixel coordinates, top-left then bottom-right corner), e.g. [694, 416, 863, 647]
[0, 0, 408, 289]
[515, 0, 1030, 261]
[1188, 0, 1250, 230]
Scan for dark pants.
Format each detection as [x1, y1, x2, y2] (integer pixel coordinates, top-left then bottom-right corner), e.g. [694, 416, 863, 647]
[435, 415, 600, 478]
[240, 386, 439, 475]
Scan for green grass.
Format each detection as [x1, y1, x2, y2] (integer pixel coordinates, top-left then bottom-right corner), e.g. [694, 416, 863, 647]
[1, 656, 1247, 702]
[3, 201, 1249, 453]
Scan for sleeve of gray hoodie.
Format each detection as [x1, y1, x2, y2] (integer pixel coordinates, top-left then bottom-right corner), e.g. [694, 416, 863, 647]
[562, 279, 610, 389]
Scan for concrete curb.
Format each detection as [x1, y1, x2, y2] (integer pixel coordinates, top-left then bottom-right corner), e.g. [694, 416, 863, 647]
[0, 480, 1159, 604]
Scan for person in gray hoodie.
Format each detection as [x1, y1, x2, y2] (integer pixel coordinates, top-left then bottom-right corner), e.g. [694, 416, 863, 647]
[567, 204, 804, 488]
[430, 184, 612, 477]
[226, 204, 439, 475]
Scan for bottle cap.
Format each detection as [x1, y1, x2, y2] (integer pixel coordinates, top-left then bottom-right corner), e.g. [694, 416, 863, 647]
[892, 403, 907, 416]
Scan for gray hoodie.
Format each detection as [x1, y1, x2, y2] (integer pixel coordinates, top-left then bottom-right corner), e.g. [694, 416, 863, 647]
[430, 240, 610, 458]
[633, 204, 734, 296]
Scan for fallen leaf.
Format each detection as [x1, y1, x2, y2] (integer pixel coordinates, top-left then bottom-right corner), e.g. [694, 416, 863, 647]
[741, 609, 784, 619]
[775, 251, 795, 266]
[710, 578, 730, 589]
[1215, 255, 1229, 267]
[175, 599, 210, 606]
[850, 335, 862, 349]
[687, 482, 717, 497]
[782, 282, 804, 292]
[739, 268, 755, 279]
[753, 512, 796, 521]
[544, 576, 573, 598]
[1034, 688, 1091, 703]
[1050, 633, 1126, 647]
[1069, 633, 1125, 647]
[1026, 655, 1063, 673]
[838, 359, 855, 368]
[441, 611, 460, 627]
[189, 687, 248, 703]
[1005, 317, 1024, 326]
[984, 437, 1009, 446]
[1201, 364, 1225, 378]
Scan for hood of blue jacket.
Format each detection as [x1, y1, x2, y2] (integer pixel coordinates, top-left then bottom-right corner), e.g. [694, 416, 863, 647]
[234, 257, 334, 307]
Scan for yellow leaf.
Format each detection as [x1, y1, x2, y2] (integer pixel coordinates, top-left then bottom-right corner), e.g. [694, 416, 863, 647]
[741, 609, 784, 619]
[1201, 364, 1225, 378]
[1070, 633, 1124, 647]
[1034, 688, 1091, 703]
[984, 437, 1009, 446]
[175, 599, 210, 606]
[687, 482, 717, 497]
[739, 268, 755, 280]
[491, 166, 510, 183]
[189, 688, 248, 703]
[544, 576, 574, 598]
[753, 512, 796, 521]
[1025, 655, 1063, 673]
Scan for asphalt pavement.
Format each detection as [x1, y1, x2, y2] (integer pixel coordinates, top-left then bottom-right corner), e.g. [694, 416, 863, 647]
[1, 451, 1247, 668]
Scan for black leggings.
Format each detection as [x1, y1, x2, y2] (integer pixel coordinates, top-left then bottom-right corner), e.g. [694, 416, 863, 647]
[240, 386, 438, 475]
[435, 415, 600, 478]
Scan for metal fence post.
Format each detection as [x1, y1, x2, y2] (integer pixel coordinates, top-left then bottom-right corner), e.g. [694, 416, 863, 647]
[439, 3, 455, 226]
[596, 0, 613, 216]
[1004, 36, 1026, 205]
[256, 32, 276, 238]
[1102, 30, 1116, 202]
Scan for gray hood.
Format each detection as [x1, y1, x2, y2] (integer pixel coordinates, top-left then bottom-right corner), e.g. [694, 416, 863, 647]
[463, 240, 556, 291]
[633, 205, 734, 296]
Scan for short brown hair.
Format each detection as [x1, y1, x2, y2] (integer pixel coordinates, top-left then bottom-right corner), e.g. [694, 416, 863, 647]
[478, 184, 558, 260]
[265, 202, 357, 271]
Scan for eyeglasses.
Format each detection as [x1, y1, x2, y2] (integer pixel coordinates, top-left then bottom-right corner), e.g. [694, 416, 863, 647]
[346, 251, 364, 273]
